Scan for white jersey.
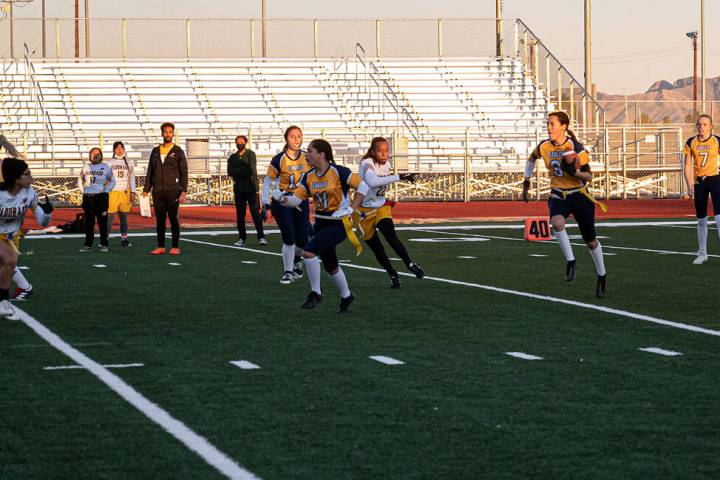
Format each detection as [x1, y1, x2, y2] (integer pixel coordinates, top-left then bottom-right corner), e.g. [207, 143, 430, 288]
[358, 158, 400, 209]
[106, 157, 136, 192]
[0, 187, 39, 236]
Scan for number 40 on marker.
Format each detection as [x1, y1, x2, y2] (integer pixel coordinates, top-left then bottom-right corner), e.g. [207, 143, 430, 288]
[523, 218, 551, 242]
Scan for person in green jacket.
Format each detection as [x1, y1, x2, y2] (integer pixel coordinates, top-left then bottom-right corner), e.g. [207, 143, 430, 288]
[227, 135, 266, 247]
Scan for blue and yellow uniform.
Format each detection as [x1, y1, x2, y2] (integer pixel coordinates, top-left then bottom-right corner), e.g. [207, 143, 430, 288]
[295, 164, 363, 272]
[531, 137, 599, 242]
[267, 150, 311, 247]
[684, 135, 720, 218]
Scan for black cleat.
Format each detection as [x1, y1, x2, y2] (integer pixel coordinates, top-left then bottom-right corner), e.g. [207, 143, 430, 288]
[389, 274, 401, 289]
[120, 238, 132, 247]
[565, 260, 576, 282]
[337, 293, 355, 314]
[302, 291, 323, 309]
[596, 274, 607, 298]
[293, 261, 304, 280]
[408, 262, 425, 279]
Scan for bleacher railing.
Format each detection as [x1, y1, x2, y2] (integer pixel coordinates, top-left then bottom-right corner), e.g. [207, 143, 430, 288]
[23, 43, 55, 165]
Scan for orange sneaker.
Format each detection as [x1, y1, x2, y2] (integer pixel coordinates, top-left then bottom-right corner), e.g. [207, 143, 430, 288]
[169, 248, 181, 255]
[150, 247, 166, 255]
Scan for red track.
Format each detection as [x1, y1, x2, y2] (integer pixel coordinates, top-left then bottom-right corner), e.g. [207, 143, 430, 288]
[26, 199, 696, 230]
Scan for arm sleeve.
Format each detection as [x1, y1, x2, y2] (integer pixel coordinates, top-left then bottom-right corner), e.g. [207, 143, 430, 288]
[104, 167, 116, 193]
[128, 162, 136, 193]
[363, 165, 400, 188]
[77, 168, 85, 193]
[179, 149, 188, 193]
[33, 205, 51, 227]
[355, 180, 369, 196]
[524, 159, 535, 179]
[261, 175, 274, 205]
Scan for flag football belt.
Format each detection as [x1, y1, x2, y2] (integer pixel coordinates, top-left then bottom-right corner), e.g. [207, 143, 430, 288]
[550, 187, 607, 212]
[312, 212, 364, 256]
[0, 233, 21, 255]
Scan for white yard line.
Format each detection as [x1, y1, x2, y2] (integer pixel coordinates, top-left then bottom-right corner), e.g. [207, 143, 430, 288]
[638, 347, 683, 357]
[44, 363, 144, 370]
[181, 238, 720, 338]
[369, 355, 405, 365]
[13, 306, 260, 480]
[505, 352, 543, 360]
[230, 360, 261, 370]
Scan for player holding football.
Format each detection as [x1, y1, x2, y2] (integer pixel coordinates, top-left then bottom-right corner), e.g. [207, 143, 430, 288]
[522, 111, 607, 298]
[0, 158, 53, 318]
[683, 114, 720, 265]
[357, 137, 424, 288]
[274, 139, 369, 313]
[261, 126, 311, 285]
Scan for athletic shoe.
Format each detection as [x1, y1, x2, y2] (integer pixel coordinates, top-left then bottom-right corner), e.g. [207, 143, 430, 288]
[258, 237, 268, 246]
[293, 261, 304, 280]
[233, 239, 245, 247]
[99, 245, 109, 252]
[408, 262, 425, 279]
[596, 274, 607, 299]
[565, 259, 577, 282]
[78, 246, 92, 252]
[169, 248, 181, 255]
[390, 274, 401, 289]
[693, 252, 709, 265]
[302, 291, 323, 309]
[0, 299, 18, 320]
[120, 238, 132, 247]
[280, 271, 295, 285]
[11, 286, 33, 301]
[150, 247, 166, 255]
[337, 293, 355, 314]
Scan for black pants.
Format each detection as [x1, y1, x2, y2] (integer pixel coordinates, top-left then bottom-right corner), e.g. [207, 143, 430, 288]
[152, 191, 180, 248]
[694, 175, 720, 218]
[233, 189, 264, 241]
[82, 192, 109, 247]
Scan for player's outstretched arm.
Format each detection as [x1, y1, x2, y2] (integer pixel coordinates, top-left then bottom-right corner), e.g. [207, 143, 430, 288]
[522, 158, 536, 202]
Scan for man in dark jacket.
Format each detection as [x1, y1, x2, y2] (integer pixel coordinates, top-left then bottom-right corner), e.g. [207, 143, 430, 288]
[142, 122, 188, 255]
[227, 135, 266, 246]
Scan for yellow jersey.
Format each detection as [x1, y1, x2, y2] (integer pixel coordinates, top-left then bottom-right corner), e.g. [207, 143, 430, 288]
[266, 150, 310, 193]
[530, 137, 591, 190]
[684, 135, 720, 178]
[295, 164, 362, 214]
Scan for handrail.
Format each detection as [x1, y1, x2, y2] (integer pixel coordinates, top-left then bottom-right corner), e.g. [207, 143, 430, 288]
[23, 43, 55, 159]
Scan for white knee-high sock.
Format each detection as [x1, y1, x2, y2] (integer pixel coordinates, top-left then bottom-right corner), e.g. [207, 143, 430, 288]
[698, 217, 708, 254]
[589, 242, 607, 276]
[330, 267, 351, 298]
[554, 229, 575, 262]
[281, 244, 295, 272]
[294, 245, 304, 257]
[12, 268, 30, 290]
[714, 215, 720, 241]
[304, 256, 322, 294]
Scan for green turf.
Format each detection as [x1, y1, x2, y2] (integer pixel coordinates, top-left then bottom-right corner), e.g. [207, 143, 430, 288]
[2, 220, 720, 479]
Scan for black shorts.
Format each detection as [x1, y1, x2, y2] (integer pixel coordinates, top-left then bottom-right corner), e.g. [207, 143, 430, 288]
[548, 190, 597, 243]
[304, 216, 347, 273]
[694, 175, 720, 218]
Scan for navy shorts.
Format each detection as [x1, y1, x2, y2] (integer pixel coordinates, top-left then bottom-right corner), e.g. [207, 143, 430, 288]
[304, 217, 347, 273]
[694, 175, 720, 218]
[548, 190, 597, 243]
[271, 198, 310, 247]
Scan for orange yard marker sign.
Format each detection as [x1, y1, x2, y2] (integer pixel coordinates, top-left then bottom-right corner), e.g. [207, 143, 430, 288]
[523, 218, 552, 241]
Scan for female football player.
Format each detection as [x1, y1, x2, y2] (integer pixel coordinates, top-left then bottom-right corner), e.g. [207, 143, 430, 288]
[274, 139, 369, 313]
[358, 137, 424, 288]
[683, 114, 720, 264]
[262, 126, 311, 284]
[522, 111, 607, 298]
[0, 158, 53, 318]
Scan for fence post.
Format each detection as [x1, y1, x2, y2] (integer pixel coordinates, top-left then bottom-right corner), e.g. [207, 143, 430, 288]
[513, 21, 519, 58]
[251, 20, 256, 58]
[535, 128, 540, 200]
[677, 126, 684, 197]
[375, 19, 381, 58]
[533, 42, 539, 86]
[604, 126, 610, 199]
[437, 19, 442, 58]
[621, 127, 627, 199]
[545, 55, 550, 100]
[557, 68, 562, 111]
[186, 19, 191, 59]
[313, 19, 318, 59]
[464, 128, 470, 202]
[522, 30, 528, 73]
[121, 18, 127, 61]
[569, 81, 574, 122]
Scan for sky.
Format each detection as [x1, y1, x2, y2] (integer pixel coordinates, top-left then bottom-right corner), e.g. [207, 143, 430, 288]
[7, 0, 718, 94]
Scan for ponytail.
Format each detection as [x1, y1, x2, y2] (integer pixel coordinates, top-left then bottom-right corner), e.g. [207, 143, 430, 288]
[566, 129, 577, 141]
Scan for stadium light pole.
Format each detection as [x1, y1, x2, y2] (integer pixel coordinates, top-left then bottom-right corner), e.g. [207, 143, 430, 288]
[700, 0, 705, 112]
[495, 0, 503, 57]
[41, 0, 45, 58]
[584, 0, 591, 126]
[687, 31, 698, 116]
[261, 0, 266, 58]
[84, 0, 89, 58]
[74, 0, 79, 59]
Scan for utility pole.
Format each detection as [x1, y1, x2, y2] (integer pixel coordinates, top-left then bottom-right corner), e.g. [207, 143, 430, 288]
[261, 0, 267, 58]
[84, 0, 90, 58]
[495, 0, 503, 57]
[700, 0, 705, 112]
[584, 0, 592, 125]
[687, 31, 698, 116]
[41, 0, 46, 59]
[74, 0, 79, 59]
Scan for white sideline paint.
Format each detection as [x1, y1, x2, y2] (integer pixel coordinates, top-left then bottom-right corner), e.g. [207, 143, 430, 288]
[369, 355, 405, 365]
[93, 264, 107, 268]
[230, 360, 261, 370]
[241, 261, 257, 264]
[179, 237, 720, 338]
[505, 352, 543, 360]
[457, 256, 476, 259]
[168, 262, 182, 266]
[44, 363, 144, 370]
[639, 347, 683, 357]
[409, 237, 490, 243]
[529, 254, 548, 257]
[13, 306, 259, 480]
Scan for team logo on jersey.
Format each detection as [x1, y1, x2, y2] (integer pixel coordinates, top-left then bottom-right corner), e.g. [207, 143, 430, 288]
[549, 151, 564, 158]
[312, 181, 328, 189]
[287, 164, 306, 171]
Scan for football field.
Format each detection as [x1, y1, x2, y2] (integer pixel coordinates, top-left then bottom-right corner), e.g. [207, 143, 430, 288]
[2, 219, 720, 479]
